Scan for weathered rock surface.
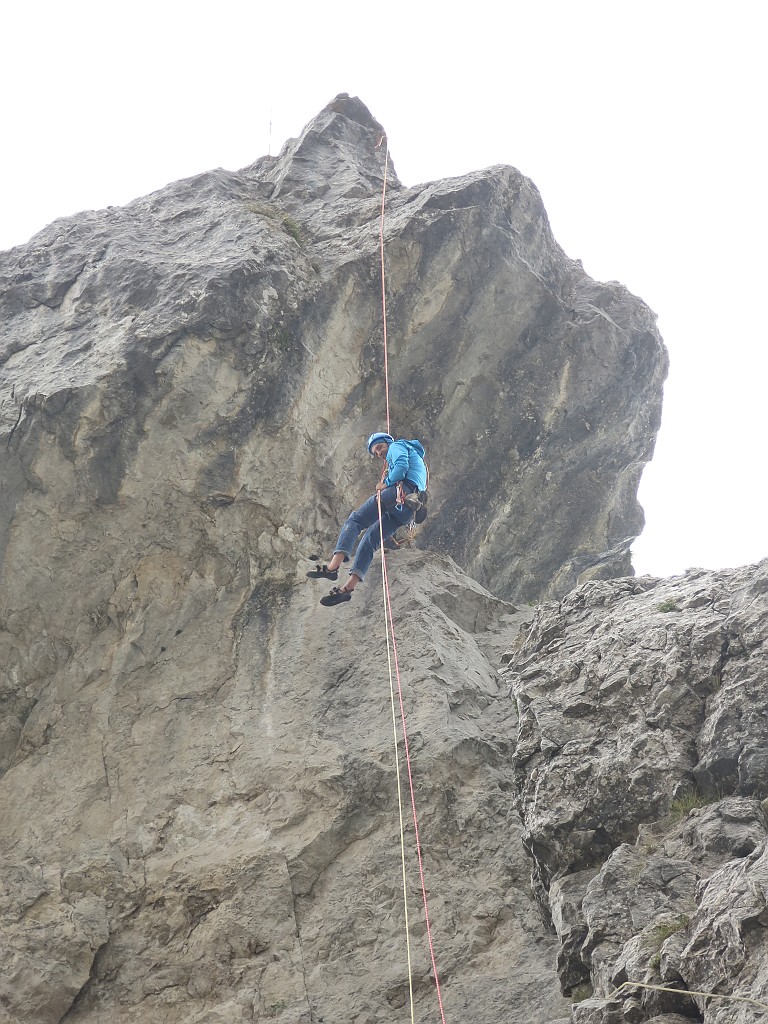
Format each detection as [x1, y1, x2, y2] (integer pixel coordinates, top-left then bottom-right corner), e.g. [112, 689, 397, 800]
[0, 543, 574, 1024]
[0, 94, 667, 603]
[506, 561, 768, 1022]
[0, 95, 684, 1023]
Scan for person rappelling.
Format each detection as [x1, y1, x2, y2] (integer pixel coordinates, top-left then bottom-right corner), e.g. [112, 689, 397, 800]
[307, 432, 428, 606]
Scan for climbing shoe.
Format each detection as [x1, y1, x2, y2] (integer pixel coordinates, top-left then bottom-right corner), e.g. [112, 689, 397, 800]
[404, 489, 428, 523]
[307, 564, 338, 581]
[320, 587, 353, 607]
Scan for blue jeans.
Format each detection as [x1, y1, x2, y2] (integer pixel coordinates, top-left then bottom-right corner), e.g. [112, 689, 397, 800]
[334, 486, 414, 582]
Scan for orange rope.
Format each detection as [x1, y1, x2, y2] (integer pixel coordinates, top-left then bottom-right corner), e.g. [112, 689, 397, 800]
[375, 136, 448, 1024]
[381, 540, 448, 1024]
[378, 136, 391, 435]
[376, 493, 416, 1024]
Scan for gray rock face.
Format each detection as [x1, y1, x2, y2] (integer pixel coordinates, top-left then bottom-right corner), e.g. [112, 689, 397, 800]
[0, 95, 674, 1023]
[0, 93, 666, 603]
[505, 561, 768, 1022]
[0, 544, 573, 1024]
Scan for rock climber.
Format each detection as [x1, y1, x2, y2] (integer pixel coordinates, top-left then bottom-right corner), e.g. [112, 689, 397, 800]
[307, 432, 428, 606]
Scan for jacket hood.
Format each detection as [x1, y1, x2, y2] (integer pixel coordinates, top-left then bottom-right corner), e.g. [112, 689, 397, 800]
[403, 439, 425, 457]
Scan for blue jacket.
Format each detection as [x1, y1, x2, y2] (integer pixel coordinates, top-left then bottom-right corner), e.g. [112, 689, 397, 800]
[383, 439, 428, 491]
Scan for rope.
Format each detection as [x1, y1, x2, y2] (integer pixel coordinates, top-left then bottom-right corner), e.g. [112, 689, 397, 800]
[375, 135, 448, 1024]
[377, 136, 391, 435]
[380, 542, 448, 1024]
[614, 980, 768, 1012]
[377, 495, 416, 1024]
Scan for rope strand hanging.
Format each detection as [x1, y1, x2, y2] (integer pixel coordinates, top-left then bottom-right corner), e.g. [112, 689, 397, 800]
[375, 135, 448, 1024]
[378, 504, 416, 1024]
[377, 135, 391, 435]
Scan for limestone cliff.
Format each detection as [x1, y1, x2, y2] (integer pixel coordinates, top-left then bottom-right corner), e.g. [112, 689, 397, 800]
[0, 94, 667, 604]
[0, 545, 571, 1024]
[507, 561, 768, 1022]
[6, 95, 751, 1024]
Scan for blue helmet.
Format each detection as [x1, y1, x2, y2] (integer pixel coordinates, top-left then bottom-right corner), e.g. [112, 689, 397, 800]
[367, 432, 394, 454]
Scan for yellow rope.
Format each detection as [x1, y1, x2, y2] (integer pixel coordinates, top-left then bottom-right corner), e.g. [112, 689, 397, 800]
[375, 133, 416, 1024]
[378, 499, 416, 1024]
[614, 980, 768, 1012]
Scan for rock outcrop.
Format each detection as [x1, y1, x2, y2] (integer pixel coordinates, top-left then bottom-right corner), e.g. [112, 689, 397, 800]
[1, 94, 726, 1024]
[0, 93, 667, 604]
[0, 545, 575, 1024]
[506, 561, 768, 1022]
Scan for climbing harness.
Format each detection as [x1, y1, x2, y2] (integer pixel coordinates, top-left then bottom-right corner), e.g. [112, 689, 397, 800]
[375, 136, 447, 1024]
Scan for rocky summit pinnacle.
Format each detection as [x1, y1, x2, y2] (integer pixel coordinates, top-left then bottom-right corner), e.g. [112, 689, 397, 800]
[256, 93, 399, 203]
[3, 98, 760, 1024]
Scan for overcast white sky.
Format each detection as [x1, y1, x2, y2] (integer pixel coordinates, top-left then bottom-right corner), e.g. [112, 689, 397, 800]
[2, 1, 765, 578]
